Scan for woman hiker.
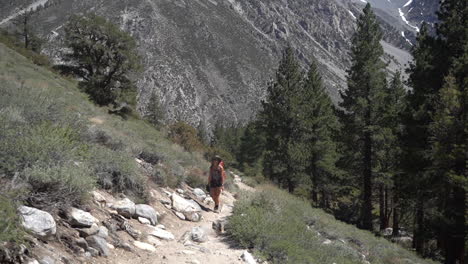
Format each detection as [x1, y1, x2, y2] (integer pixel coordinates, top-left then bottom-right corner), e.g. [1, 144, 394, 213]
[208, 155, 226, 213]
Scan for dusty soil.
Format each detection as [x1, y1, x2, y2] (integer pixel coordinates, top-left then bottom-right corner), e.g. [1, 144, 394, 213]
[87, 174, 254, 264]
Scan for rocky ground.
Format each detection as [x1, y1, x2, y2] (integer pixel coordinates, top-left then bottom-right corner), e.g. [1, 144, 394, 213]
[4, 167, 257, 264]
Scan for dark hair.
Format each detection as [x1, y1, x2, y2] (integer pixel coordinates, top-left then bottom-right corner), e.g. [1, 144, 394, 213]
[211, 155, 222, 162]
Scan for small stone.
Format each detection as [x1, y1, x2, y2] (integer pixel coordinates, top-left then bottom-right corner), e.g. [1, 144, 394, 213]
[241, 251, 256, 264]
[322, 239, 332, 245]
[160, 198, 171, 205]
[75, 238, 88, 250]
[190, 227, 207, 243]
[138, 217, 151, 225]
[181, 250, 196, 255]
[87, 247, 99, 257]
[135, 204, 158, 225]
[27, 259, 39, 264]
[192, 188, 206, 198]
[187, 260, 201, 264]
[77, 223, 99, 237]
[107, 243, 115, 250]
[146, 236, 163, 246]
[110, 198, 135, 218]
[176, 189, 184, 194]
[156, 224, 166, 230]
[203, 197, 214, 205]
[150, 227, 175, 240]
[164, 204, 172, 209]
[68, 208, 98, 228]
[92, 191, 106, 203]
[86, 235, 110, 257]
[133, 241, 156, 252]
[97, 226, 108, 239]
[175, 211, 186, 220]
[38, 256, 55, 264]
[184, 212, 201, 222]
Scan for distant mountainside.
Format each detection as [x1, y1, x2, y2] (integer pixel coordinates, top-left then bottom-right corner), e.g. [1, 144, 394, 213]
[0, 0, 438, 129]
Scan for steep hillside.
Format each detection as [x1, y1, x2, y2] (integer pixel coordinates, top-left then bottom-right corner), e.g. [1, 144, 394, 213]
[0, 43, 438, 264]
[0, 0, 416, 129]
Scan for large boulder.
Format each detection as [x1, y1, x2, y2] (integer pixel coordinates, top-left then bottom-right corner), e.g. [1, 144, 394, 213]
[135, 204, 158, 225]
[68, 208, 98, 228]
[86, 235, 110, 257]
[110, 198, 135, 218]
[171, 194, 202, 213]
[18, 206, 56, 239]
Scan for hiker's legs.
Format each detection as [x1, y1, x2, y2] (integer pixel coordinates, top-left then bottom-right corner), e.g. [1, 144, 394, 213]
[210, 187, 222, 208]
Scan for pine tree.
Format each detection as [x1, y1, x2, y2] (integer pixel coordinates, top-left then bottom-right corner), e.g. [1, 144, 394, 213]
[429, 74, 466, 263]
[146, 92, 165, 128]
[377, 71, 407, 231]
[259, 46, 305, 192]
[300, 60, 341, 207]
[338, 3, 387, 231]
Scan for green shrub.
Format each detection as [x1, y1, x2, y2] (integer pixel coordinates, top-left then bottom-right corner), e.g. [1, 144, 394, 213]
[0, 29, 51, 67]
[228, 187, 437, 264]
[0, 195, 25, 243]
[168, 121, 205, 153]
[185, 168, 207, 189]
[87, 146, 146, 198]
[21, 164, 95, 208]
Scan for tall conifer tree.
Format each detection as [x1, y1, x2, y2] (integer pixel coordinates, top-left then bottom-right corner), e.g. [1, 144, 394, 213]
[339, 3, 387, 231]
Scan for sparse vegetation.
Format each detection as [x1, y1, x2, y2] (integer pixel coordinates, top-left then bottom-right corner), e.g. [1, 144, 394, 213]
[228, 186, 437, 264]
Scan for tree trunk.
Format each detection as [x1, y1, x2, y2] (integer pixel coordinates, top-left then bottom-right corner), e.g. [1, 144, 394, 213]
[379, 184, 385, 230]
[444, 186, 465, 264]
[362, 130, 373, 231]
[414, 197, 425, 255]
[311, 164, 318, 206]
[392, 188, 399, 236]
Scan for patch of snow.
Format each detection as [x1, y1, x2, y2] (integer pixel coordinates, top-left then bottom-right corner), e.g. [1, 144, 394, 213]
[0, 0, 49, 25]
[401, 31, 413, 46]
[398, 8, 420, 32]
[403, 0, 413, 8]
[348, 10, 356, 20]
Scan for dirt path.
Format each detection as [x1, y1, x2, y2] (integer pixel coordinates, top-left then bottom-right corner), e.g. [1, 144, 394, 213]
[94, 174, 254, 264]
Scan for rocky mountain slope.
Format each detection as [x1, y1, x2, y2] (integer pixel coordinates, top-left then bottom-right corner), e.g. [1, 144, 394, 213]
[0, 0, 437, 128]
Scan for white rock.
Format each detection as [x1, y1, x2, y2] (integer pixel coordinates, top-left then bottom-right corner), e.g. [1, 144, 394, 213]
[110, 198, 135, 218]
[171, 194, 202, 213]
[241, 251, 256, 264]
[133, 241, 156, 252]
[146, 236, 163, 246]
[69, 208, 98, 228]
[97, 226, 108, 239]
[163, 190, 172, 196]
[322, 239, 332, 245]
[156, 224, 166, 230]
[176, 189, 185, 194]
[107, 243, 115, 250]
[18, 206, 56, 239]
[175, 211, 186, 220]
[186, 260, 201, 264]
[91, 191, 106, 203]
[192, 188, 206, 198]
[181, 250, 196, 255]
[138, 217, 151, 225]
[150, 227, 175, 240]
[190, 227, 207, 243]
[203, 197, 214, 205]
[27, 259, 39, 264]
[135, 204, 158, 225]
[184, 212, 201, 222]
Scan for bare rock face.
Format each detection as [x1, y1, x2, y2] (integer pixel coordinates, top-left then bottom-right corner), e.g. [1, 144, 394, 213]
[18, 206, 56, 239]
[0, 0, 422, 131]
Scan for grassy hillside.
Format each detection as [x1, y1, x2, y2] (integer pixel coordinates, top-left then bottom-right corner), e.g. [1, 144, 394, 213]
[228, 186, 438, 264]
[0, 42, 209, 239]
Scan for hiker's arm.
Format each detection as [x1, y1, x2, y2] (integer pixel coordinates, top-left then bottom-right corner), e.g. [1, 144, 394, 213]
[221, 169, 227, 187]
